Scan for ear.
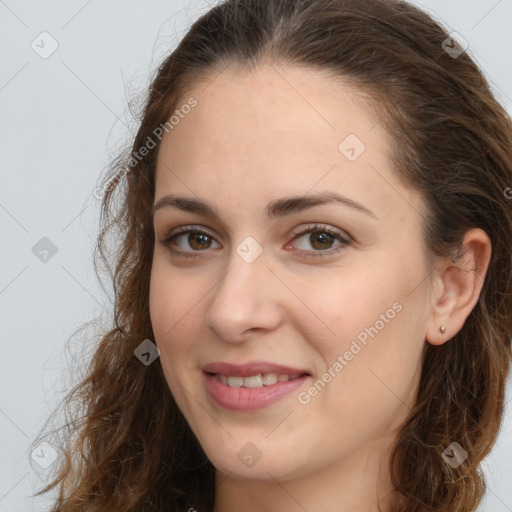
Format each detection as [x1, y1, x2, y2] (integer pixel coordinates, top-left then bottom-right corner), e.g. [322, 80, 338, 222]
[425, 228, 491, 346]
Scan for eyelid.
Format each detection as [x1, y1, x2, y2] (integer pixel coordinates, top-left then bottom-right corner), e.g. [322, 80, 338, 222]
[163, 224, 218, 240]
[289, 223, 351, 241]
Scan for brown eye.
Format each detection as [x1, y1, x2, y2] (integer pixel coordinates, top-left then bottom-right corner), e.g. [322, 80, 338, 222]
[164, 228, 221, 255]
[188, 232, 212, 250]
[289, 224, 350, 257]
[309, 231, 335, 250]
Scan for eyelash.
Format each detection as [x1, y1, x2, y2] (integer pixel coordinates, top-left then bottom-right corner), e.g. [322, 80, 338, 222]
[161, 223, 351, 259]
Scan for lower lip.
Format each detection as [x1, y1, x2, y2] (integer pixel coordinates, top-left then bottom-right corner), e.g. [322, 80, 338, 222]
[205, 373, 308, 411]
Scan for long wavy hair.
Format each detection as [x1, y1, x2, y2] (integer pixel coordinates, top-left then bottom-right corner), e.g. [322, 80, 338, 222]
[33, 0, 512, 510]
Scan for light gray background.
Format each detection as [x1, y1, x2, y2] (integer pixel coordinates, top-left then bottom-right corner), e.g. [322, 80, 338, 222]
[0, 0, 511, 510]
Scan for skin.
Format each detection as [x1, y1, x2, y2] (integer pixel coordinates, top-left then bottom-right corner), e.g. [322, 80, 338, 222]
[149, 64, 491, 512]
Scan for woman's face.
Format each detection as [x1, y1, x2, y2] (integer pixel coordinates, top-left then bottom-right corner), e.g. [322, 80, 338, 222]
[150, 65, 433, 484]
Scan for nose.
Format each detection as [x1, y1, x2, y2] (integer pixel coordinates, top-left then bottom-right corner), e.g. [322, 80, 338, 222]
[204, 246, 284, 343]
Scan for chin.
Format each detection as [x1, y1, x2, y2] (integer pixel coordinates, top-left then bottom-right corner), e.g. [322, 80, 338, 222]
[199, 433, 314, 482]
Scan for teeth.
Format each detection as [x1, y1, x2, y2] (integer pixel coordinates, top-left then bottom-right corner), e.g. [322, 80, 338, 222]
[227, 376, 244, 387]
[244, 374, 263, 388]
[262, 373, 278, 385]
[217, 372, 302, 388]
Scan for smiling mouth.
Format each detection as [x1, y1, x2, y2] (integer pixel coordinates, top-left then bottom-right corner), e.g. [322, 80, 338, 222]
[202, 361, 311, 410]
[208, 372, 308, 388]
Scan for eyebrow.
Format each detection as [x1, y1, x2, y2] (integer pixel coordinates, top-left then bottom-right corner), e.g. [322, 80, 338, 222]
[152, 192, 378, 220]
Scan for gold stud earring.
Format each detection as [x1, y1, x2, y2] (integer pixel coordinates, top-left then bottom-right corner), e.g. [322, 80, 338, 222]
[440, 324, 446, 334]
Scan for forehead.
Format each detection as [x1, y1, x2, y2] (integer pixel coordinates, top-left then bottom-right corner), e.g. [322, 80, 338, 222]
[155, 64, 422, 223]
[163, 64, 382, 155]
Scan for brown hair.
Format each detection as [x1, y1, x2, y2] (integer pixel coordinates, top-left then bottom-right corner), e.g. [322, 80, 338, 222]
[34, 0, 512, 510]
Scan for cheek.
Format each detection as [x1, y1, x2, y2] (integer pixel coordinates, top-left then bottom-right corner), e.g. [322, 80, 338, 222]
[149, 260, 198, 371]
[296, 266, 401, 346]
[149, 255, 203, 333]
[297, 298, 424, 447]
[149, 268, 202, 418]
[299, 260, 427, 397]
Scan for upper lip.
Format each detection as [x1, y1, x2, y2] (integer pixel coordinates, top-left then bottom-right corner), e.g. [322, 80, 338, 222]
[202, 361, 310, 378]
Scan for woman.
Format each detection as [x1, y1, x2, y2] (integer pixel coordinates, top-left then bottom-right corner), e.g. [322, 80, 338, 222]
[34, 0, 512, 510]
